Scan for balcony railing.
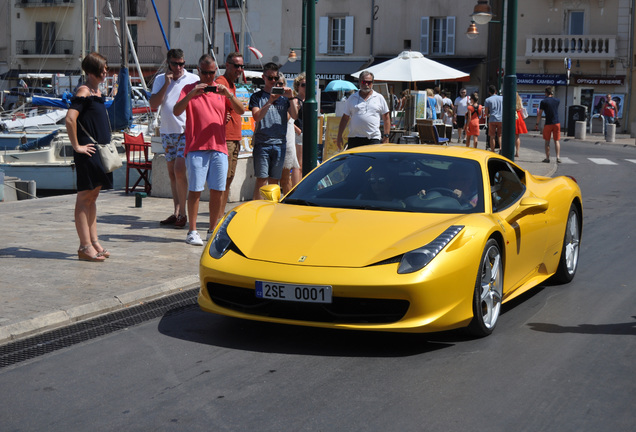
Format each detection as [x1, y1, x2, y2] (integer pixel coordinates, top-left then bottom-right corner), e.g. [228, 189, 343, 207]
[17, 39, 73, 55]
[99, 45, 164, 65]
[16, 0, 75, 7]
[525, 35, 616, 59]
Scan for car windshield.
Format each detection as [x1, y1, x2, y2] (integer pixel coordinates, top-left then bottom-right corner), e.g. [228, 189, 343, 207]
[284, 152, 484, 213]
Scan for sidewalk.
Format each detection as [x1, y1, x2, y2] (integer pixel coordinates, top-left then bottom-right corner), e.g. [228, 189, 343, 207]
[0, 134, 630, 345]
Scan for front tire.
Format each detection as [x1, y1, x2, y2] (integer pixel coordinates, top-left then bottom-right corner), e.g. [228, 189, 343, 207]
[467, 239, 503, 337]
[551, 203, 581, 284]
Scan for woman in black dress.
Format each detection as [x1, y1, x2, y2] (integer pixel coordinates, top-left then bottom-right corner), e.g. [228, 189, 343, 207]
[65, 52, 112, 262]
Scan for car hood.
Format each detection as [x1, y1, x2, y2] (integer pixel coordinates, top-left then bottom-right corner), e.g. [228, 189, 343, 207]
[227, 202, 471, 267]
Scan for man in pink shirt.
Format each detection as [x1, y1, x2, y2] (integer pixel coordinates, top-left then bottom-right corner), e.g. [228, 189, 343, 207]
[173, 54, 244, 246]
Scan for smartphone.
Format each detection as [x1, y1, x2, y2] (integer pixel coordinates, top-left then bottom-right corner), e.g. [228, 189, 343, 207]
[271, 87, 284, 95]
[204, 85, 217, 93]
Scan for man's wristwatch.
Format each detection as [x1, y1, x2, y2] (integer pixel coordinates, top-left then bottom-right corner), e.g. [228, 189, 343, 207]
[383, 133, 390, 138]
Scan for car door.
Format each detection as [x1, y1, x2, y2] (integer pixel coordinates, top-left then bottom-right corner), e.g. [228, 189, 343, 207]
[488, 159, 549, 291]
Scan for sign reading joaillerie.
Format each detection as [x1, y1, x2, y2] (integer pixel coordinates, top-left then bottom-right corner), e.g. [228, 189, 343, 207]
[516, 74, 568, 86]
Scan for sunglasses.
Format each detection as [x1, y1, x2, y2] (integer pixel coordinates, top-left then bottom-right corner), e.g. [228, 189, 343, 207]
[361, 80, 373, 85]
[266, 75, 280, 81]
[170, 61, 186, 67]
[300, 83, 306, 87]
[230, 63, 245, 69]
[199, 69, 217, 76]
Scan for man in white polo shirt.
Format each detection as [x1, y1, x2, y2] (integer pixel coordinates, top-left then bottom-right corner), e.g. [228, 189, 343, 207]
[150, 48, 199, 228]
[336, 71, 390, 149]
[454, 88, 470, 143]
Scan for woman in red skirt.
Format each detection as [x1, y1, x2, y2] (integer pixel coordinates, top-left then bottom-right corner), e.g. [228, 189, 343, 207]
[515, 92, 528, 157]
[465, 92, 482, 148]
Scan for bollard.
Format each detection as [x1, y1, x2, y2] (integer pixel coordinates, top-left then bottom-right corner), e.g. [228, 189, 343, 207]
[135, 192, 147, 208]
[605, 123, 616, 142]
[574, 121, 586, 140]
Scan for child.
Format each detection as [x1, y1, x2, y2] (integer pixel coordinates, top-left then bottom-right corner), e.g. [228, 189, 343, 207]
[443, 104, 454, 127]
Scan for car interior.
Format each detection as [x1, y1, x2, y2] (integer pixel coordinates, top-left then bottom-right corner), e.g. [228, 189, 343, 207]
[285, 152, 485, 213]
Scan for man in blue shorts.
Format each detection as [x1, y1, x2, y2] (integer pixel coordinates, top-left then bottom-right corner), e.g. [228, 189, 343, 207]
[173, 55, 245, 245]
[150, 48, 199, 228]
[249, 62, 298, 200]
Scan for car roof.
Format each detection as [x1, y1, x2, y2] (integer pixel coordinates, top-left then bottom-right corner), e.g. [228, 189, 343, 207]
[340, 143, 506, 165]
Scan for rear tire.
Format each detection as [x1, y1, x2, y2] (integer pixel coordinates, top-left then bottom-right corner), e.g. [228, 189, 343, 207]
[467, 239, 503, 337]
[551, 203, 581, 284]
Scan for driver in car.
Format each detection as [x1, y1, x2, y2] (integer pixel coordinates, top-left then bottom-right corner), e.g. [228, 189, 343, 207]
[416, 165, 479, 208]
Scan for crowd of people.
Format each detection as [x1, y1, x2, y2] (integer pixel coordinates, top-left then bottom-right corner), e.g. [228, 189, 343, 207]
[66, 50, 306, 256]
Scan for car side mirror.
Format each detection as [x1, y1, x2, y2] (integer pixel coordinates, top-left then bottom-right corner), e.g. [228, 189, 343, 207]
[505, 197, 549, 222]
[260, 184, 282, 202]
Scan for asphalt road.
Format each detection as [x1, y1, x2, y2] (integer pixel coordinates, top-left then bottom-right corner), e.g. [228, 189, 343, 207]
[1, 138, 635, 432]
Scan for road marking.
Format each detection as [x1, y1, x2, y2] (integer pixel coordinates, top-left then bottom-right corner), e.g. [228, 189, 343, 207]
[626, 159, 636, 164]
[557, 157, 577, 164]
[588, 158, 618, 165]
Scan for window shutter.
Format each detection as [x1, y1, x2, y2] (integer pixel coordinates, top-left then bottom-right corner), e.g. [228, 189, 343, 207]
[446, 16, 455, 55]
[319, 16, 328, 54]
[243, 33, 252, 63]
[344, 16, 354, 54]
[420, 17, 429, 55]
[224, 33, 232, 64]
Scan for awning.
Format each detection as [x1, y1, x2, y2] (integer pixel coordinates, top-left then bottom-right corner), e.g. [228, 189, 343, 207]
[280, 60, 368, 80]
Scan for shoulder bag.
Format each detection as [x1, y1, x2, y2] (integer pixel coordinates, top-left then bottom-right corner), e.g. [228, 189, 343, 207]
[522, 107, 529, 119]
[77, 121, 122, 173]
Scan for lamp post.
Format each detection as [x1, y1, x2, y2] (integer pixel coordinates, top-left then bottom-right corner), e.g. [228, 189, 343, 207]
[302, 0, 318, 176]
[467, 0, 517, 161]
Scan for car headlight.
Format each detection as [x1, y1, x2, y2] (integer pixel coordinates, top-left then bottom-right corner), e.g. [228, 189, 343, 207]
[209, 211, 236, 259]
[397, 225, 464, 274]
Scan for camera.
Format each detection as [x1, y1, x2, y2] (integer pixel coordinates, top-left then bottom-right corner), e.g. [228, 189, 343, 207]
[204, 85, 217, 93]
[271, 87, 284, 95]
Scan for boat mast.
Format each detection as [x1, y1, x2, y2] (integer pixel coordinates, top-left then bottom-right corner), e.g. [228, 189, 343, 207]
[93, 0, 99, 52]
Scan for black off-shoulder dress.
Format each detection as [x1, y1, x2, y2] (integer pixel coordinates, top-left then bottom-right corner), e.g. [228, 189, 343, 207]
[70, 95, 114, 191]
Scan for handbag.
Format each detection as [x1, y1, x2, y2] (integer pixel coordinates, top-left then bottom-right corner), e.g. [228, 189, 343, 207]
[97, 142, 123, 173]
[522, 107, 529, 119]
[77, 121, 122, 173]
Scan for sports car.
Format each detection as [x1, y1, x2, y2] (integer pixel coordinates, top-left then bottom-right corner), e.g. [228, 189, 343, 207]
[198, 145, 582, 337]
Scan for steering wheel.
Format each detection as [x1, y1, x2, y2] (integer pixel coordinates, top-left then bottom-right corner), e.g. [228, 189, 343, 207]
[426, 187, 457, 197]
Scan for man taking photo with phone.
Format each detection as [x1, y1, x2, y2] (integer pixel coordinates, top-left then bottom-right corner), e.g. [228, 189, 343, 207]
[173, 54, 244, 246]
[249, 62, 298, 200]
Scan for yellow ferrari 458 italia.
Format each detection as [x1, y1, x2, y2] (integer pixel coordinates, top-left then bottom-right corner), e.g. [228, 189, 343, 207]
[198, 145, 582, 337]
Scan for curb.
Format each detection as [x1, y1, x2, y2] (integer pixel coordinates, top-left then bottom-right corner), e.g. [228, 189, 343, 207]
[0, 276, 200, 345]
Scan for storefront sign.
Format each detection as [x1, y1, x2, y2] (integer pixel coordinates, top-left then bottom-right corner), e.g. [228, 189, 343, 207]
[570, 75, 625, 86]
[516, 74, 567, 86]
[317, 74, 346, 80]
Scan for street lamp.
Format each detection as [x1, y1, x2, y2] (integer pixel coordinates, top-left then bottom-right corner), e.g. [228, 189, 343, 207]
[287, 49, 298, 62]
[471, 0, 493, 25]
[466, 21, 479, 39]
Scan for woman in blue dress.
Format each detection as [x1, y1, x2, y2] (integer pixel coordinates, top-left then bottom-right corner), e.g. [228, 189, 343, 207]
[65, 52, 112, 262]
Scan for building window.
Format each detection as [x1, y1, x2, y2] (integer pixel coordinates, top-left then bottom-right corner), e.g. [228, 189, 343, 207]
[36, 21, 56, 55]
[420, 16, 455, 56]
[223, 32, 252, 64]
[218, 0, 243, 8]
[319, 16, 354, 55]
[568, 11, 584, 35]
[331, 17, 346, 53]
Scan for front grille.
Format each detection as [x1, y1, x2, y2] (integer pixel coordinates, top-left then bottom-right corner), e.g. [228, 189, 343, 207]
[207, 283, 410, 324]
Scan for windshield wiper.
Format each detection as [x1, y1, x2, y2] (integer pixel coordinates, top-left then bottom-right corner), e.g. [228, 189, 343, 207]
[283, 198, 319, 206]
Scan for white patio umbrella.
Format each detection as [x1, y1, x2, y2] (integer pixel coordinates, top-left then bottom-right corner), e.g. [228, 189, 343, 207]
[351, 50, 469, 82]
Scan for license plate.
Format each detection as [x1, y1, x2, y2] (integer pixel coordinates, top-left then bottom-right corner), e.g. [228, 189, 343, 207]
[255, 280, 332, 304]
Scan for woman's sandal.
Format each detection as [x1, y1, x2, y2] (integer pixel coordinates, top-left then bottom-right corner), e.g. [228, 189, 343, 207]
[92, 241, 111, 258]
[78, 245, 106, 262]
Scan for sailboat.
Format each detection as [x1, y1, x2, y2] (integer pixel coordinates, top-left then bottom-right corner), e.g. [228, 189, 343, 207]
[0, 1, 146, 196]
